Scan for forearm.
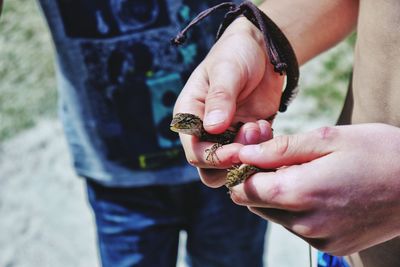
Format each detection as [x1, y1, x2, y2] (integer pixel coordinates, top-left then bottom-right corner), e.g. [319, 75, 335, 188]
[258, 0, 359, 65]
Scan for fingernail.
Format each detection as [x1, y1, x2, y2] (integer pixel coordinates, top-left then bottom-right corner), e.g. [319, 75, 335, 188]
[204, 110, 227, 126]
[258, 121, 272, 140]
[241, 145, 261, 158]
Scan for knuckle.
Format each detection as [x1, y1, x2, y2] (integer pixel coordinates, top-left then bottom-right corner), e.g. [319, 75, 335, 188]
[272, 135, 291, 156]
[315, 126, 338, 142]
[266, 179, 284, 203]
[269, 169, 302, 208]
[268, 178, 305, 210]
[206, 87, 232, 103]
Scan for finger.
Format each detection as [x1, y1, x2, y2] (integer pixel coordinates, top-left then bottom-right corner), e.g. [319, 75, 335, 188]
[229, 165, 313, 211]
[239, 126, 339, 169]
[173, 63, 208, 117]
[235, 120, 273, 145]
[198, 168, 229, 188]
[203, 31, 267, 134]
[180, 134, 243, 169]
[202, 58, 243, 134]
[234, 122, 261, 145]
[257, 120, 274, 141]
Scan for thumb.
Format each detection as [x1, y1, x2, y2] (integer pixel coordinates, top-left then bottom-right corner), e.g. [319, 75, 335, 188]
[239, 127, 337, 169]
[202, 58, 243, 134]
[202, 24, 266, 133]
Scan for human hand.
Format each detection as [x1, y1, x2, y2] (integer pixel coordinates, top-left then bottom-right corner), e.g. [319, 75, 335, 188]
[229, 123, 400, 255]
[173, 18, 284, 179]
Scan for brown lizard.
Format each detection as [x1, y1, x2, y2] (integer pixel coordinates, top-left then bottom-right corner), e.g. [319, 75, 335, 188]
[170, 113, 264, 188]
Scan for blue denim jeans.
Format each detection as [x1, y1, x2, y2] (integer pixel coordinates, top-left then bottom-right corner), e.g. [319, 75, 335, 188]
[318, 252, 350, 267]
[86, 179, 267, 267]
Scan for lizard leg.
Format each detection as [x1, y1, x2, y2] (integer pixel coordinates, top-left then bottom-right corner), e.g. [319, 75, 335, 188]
[205, 143, 223, 165]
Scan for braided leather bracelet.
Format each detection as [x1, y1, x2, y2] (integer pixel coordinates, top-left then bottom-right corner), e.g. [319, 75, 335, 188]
[171, 1, 299, 113]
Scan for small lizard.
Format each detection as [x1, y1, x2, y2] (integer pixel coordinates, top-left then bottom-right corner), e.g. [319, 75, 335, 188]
[170, 112, 264, 188]
[170, 113, 239, 164]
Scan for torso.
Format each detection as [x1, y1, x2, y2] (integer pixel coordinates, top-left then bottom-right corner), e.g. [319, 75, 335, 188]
[340, 0, 400, 266]
[341, 0, 400, 126]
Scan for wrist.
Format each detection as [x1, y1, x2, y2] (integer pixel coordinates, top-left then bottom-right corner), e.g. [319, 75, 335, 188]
[220, 16, 266, 49]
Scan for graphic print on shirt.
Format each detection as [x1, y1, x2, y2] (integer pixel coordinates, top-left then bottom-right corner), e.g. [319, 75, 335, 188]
[52, 0, 223, 168]
[55, 0, 170, 38]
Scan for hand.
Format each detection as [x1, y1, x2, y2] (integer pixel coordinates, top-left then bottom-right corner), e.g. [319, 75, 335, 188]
[230, 123, 400, 255]
[173, 18, 284, 181]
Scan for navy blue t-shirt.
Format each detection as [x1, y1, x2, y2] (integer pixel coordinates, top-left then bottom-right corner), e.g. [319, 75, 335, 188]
[38, 0, 239, 186]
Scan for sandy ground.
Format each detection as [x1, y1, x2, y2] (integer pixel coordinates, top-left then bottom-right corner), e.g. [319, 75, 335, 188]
[0, 76, 338, 266]
[0, 120, 97, 267]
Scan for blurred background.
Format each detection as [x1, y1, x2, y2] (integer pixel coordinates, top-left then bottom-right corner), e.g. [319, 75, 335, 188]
[0, 1, 355, 266]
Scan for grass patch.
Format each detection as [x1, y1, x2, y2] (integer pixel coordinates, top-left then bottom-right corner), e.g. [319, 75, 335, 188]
[0, 0, 57, 141]
[302, 34, 356, 117]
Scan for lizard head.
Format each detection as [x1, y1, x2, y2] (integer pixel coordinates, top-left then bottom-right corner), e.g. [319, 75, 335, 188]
[170, 113, 204, 137]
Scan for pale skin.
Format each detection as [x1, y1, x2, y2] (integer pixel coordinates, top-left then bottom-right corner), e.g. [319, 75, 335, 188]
[173, 0, 400, 257]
